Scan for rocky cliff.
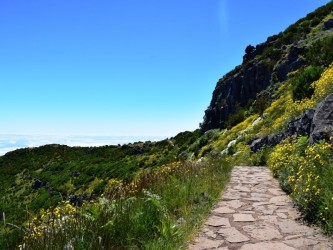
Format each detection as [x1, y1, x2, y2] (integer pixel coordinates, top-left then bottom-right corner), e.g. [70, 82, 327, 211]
[250, 93, 333, 152]
[201, 2, 333, 131]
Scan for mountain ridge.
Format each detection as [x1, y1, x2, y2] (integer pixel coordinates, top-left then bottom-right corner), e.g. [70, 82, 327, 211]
[201, 1, 333, 131]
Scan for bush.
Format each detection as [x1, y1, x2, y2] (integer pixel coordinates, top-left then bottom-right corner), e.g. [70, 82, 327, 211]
[250, 147, 273, 166]
[14, 158, 233, 249]
[306, 36, 333, 67]
[225, 104, 246, 129]
[245, 45, 255, 54]
[268, 137, 333, 232]
[291, 66, 323, 101]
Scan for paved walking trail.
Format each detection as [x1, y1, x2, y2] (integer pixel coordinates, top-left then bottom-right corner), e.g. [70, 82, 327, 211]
[189, 166, 332, 250]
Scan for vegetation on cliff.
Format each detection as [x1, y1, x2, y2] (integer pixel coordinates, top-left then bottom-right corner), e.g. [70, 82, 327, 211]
[201, 0, 333, 131]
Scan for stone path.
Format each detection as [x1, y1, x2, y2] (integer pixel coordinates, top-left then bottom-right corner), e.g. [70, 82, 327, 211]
[189, 166, 332, 250]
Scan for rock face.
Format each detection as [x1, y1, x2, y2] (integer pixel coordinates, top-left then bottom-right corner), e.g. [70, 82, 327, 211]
[310, 94, 333, 143]
[285, 109, 315, 137]
[250, 109, 315, 152]
[274, 46, 307, 82]
[32, 179, 45, 189]
[201, 41, 307, 132]
[323, 18, 333, 30]
[250, 93, 333, 152]
[68, 194, 93, 206]
[201, 60, 273, 131]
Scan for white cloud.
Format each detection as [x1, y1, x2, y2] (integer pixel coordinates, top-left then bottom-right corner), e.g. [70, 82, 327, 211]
[0, 134, 166, 156]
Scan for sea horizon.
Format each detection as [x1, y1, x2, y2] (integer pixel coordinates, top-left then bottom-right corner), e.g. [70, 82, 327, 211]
[0, 134, 168, 156]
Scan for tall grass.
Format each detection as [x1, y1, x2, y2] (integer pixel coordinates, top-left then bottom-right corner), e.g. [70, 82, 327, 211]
[5, 157, 232, 249]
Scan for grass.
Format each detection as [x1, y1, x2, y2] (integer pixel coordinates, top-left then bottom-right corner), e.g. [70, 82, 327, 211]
[3, 157, 232, 249]
[0, 130, 205, 248]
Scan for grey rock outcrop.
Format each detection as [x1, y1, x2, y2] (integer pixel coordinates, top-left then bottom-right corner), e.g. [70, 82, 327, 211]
[250, 134, 285, 153]
[32, 179, 44, 189]
[201, 61, 274, 131]
[250, 137, 269, 153]
[274, 46, 307, 82]
[201, 42, 307, 132]
[310, 94, 333, 143]
[323, 18, 333, 30]
[68, 194, 93, 206]
[285, 109, 315, 137]
[250, 93, 333, 152]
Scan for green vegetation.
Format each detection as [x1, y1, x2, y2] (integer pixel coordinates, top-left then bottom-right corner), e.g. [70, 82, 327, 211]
[224, 103, 246, 129]
[2, 158, 232, 249]
[0, 128, 232, 248]
[268, 137, 333, 233]
[0, 132, 198, 199]
[1, 1, 333, 249]
[306, 35, 333, 67]
[0, 131, 205, 245]
[269, 1, 333, 48]
[291, 66, 323, 101]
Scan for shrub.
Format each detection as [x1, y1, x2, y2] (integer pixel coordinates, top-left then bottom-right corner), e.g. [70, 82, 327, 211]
[311, 63, 333, 102]
[306, 36, 333, 67]
[292, 141, 331, 218]
[225, 104, 246, 129]
[14, 158, 233, 249]
[250, 147, 273, 167]
[268, 137, 333, 231]
[245, 45, 255, 54]
[261, 63, 333, 134]
[291, 66, 323, 101]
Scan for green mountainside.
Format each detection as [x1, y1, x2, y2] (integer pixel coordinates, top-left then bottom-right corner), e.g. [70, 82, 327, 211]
[1, 2, 333, 249]
[0, 131, 201, 222]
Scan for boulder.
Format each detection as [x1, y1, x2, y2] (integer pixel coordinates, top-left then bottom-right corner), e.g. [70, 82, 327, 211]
[267, 134, 285, 147]
[245, 45, 255, 54]
[285, 109, 315, 137]
[275, 46, 307, 82]
[250, 94, 333, 152]
[68, 194, 93, 206]
[250, 134, 285, 152]
[322, 18, 333, 30]
[250, 137, 268, 152]
[32, 179, 44, 189]
[310, 93, 333, 144]
[72, 170, 80, 177]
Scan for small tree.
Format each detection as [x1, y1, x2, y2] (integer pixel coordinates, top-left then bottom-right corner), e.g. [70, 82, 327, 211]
[245, 45, 255, 54]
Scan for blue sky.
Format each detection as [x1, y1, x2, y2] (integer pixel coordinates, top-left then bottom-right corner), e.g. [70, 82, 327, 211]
[1, 0, 330, 137]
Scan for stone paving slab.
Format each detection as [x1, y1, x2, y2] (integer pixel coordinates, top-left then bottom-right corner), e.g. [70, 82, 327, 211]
[188, 166, 332, 250]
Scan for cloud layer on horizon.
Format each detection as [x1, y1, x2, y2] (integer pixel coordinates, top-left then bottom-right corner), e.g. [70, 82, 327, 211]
[0, 134, 166, 156]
